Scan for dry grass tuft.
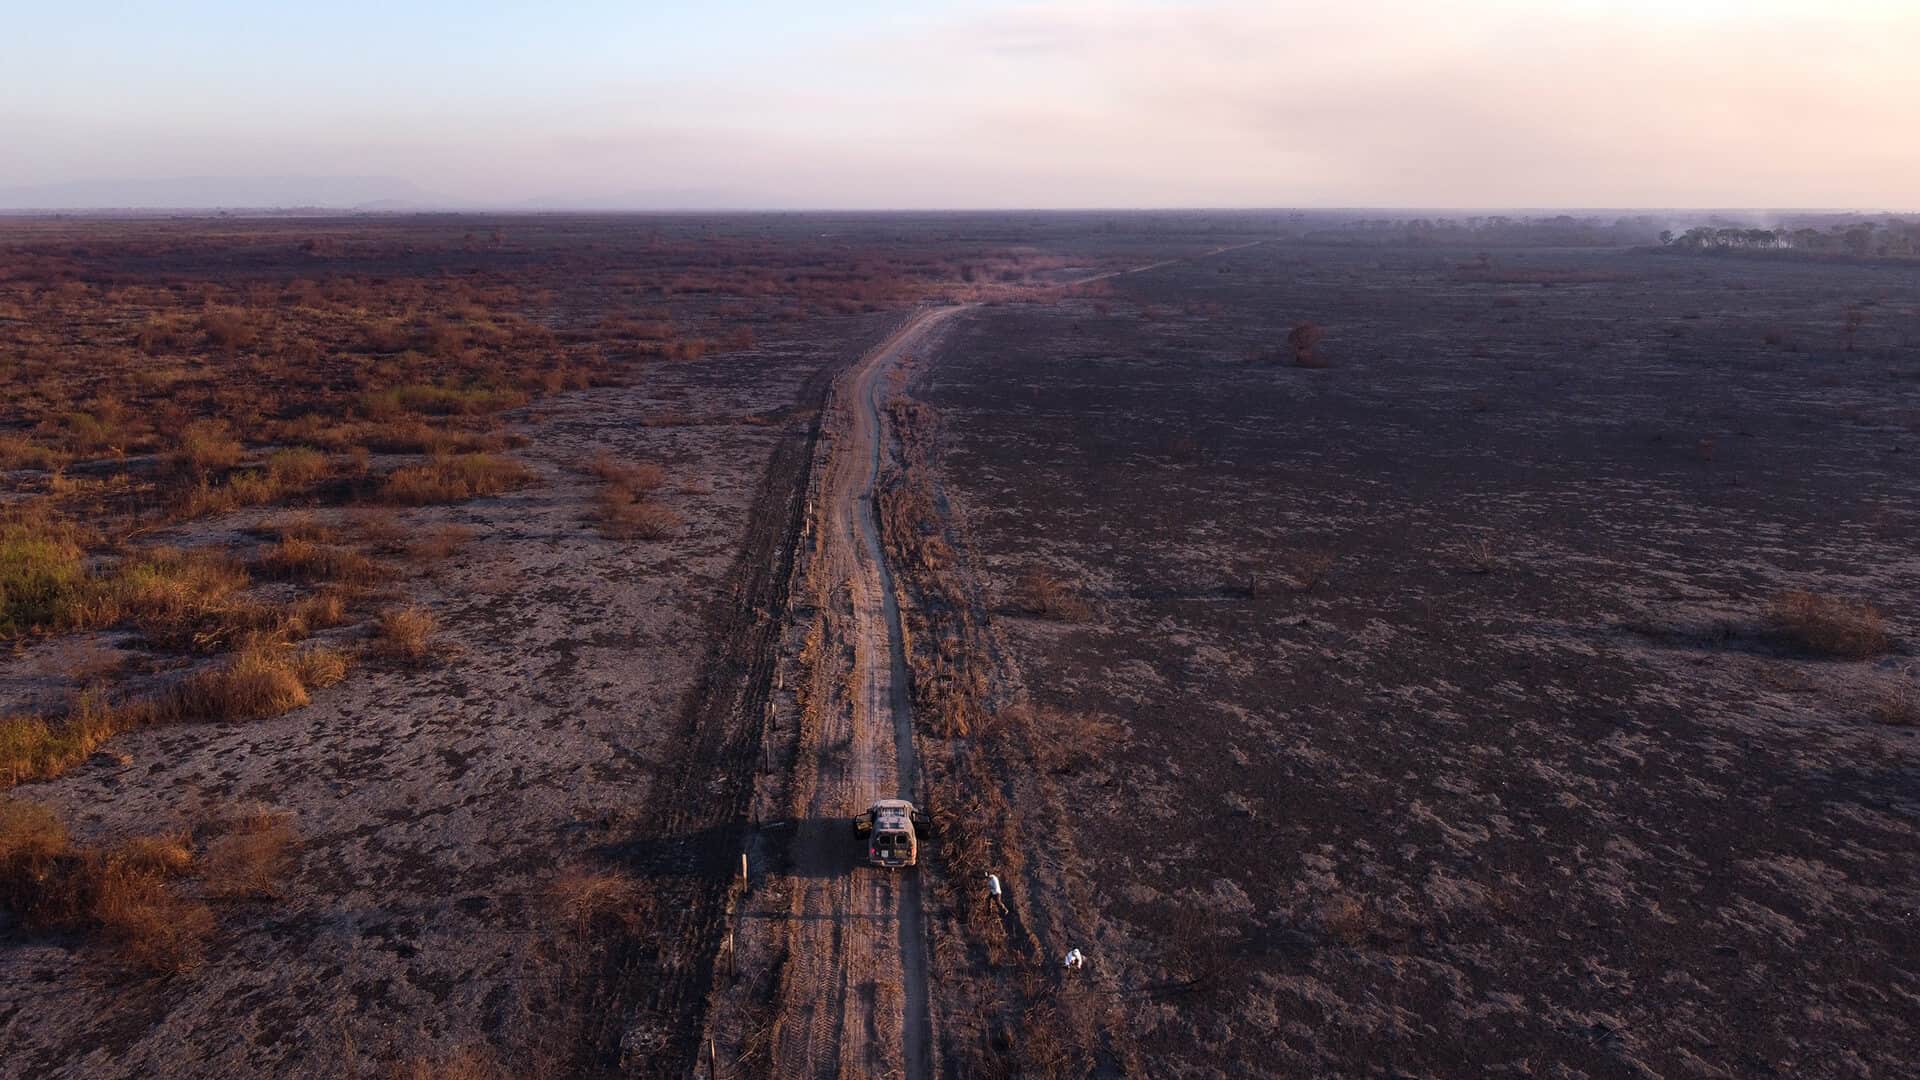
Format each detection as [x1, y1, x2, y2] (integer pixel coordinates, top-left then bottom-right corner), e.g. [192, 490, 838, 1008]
[388, 1048, 508, 1080]
[551, 869, 651, 939]
[257, 537, 382, 584]
[379, 454, 531, 505]
[176, 644, 314, 721]
[405, 524, 474, 562]
[4, 643, 349, 786]
[581, 451, 667, 494]
[284, 589, 351, 637]
[0, 798, 73, 919]
[0, 799, 213, 973]
[1275, 551, 1337, 593]
[372, 606, 437, 663]
[266, 446, 330, 487]
[1011, 569, 1093, 621]
[995, 704, 1125, 773]
[260, 512, 337, 544]
[1317, 892, 1376, 946]
[174, 419, 244, 475]
[97, 546, 252, 638]
[1, 688, 133, 786]
[94, 862, 215, 974]
[585, 454, 680, 539]
[0, 519, 87, 635]
[597, 492, 685, 540]
[292, 645, 353, 689]
[1766, 589, 1890, 659]
[351, 508, 411, 553]
[1869, 678, 1918, 727]
[200, 806, 297, 899]
[1461, 537, 1497, 575]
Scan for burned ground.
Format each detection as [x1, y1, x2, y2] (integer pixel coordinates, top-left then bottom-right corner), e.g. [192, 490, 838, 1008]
[911, 244, 1919, 1076]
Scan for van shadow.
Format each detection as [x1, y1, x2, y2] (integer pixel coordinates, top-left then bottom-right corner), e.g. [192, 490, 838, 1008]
[587, 816, 875, 883]
[757, 815, 870, 880]
[586, 822, 746, 882]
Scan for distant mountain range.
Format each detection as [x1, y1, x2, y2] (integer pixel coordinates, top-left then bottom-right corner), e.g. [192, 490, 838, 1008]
[0, 175, 454, 211]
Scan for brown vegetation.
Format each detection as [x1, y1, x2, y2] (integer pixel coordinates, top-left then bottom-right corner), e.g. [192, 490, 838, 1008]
[1011, 568, 1093, 621]
[1869, 678, 1917, 726]
[372, 606, 438, 663]
[379, 454, 531, 505]
[256, 537, 382, 584]
[1275, 550, 1337, 593]
[2, 643, 350, 786]
[1317, 892, 1377, 946]
[0, 799, 214, 973]
[1287, 321, 1329, 367]
[992, 704, 1124, 773]
[200, 805, 298, 900]
[585, 453, 681, 539]
[550, 869, 651, 940]
[387, 1048, 508, 1080]
[1766, 589, 1889, 658]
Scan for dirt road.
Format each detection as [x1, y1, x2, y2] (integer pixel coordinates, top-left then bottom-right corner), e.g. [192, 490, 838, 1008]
[751, 306, 964, 1079]
[716, 249, 1255, 1078]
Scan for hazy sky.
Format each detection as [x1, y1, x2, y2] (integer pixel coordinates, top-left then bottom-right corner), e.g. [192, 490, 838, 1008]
[4, 0, 1916, 208]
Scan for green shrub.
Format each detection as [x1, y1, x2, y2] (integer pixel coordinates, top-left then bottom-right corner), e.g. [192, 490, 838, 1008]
[0, 524, 85, 636]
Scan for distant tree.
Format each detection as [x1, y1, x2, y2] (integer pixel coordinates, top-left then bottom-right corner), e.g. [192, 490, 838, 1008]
[1286, 322, 1328, 367]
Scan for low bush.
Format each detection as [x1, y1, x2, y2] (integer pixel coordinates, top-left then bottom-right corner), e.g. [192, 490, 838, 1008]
[265, 446, 329, 487]
[404, 524, 474, 562]
[1011, 569, 1092, 621]
[174, 419, 244, 475]
[1766, 589, 1889, 659]
[200, 806, 297, 899]
[597, 488, 684, 540]
[0, 521, 85, 636]
[379, 454, 531, 505]
[256, 538, 382, 584]
[259, 512, 337, 544]
[361, 383, 527, 419]
[1287, 322, 1329, 367]
[0, 799, 213, 973]
[582, 451, 667, 494]
[199, 307, 258, 352]
[1317, 892, 1376, 946]
[372, 606, 437, 663]
[175, 644, 313, 722]
[1870, 679, 1917, 726]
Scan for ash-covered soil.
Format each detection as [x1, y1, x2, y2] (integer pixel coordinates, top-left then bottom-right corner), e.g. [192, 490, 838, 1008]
[0, 312, 894, 1077]
[916, 245, 1919, 1076]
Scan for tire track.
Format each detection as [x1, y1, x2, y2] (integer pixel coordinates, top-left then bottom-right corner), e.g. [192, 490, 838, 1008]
[754, 306, 964, 1079]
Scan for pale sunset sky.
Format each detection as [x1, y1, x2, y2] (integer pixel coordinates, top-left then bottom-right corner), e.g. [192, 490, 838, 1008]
[2, 0, 1914, 208]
